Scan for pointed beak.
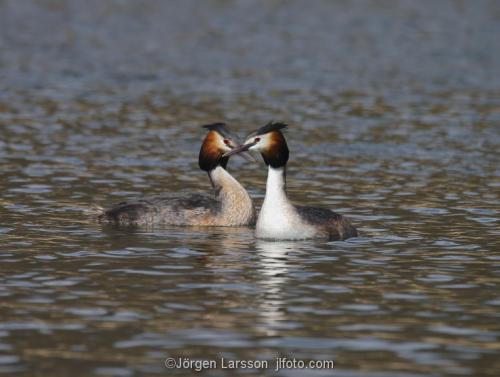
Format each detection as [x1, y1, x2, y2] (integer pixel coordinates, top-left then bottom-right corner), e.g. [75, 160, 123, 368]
[238, 150, 257, 162]
[222, 141, 257, 159]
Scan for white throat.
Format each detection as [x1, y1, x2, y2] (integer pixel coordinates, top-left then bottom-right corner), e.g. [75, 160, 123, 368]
[256, 166, 317, 240]
[264, 166, 288, 203]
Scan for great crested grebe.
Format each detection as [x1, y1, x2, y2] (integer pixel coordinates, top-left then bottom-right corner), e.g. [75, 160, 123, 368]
[98, 123, 256, 226]
[223, 122, 357, 240]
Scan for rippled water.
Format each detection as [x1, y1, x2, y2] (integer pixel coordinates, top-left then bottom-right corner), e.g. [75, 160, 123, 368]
[1, 1, 500, 376]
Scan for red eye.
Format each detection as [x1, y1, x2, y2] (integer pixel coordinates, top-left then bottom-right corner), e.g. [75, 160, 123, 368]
[223, 139, 229, 145]
[255, 137, 261, 142]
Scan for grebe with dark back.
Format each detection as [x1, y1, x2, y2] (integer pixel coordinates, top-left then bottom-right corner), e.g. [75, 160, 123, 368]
[224, 122, 357, 240]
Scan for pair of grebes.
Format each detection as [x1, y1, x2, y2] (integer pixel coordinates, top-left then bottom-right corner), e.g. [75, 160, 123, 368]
[98, 122, 357, 241]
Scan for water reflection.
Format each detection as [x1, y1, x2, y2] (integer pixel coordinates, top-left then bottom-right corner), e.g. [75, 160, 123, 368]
[255, 241, 297, 336]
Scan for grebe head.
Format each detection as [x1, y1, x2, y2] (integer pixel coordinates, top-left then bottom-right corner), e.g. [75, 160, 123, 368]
[199, 123, 252, 172]
[223, 122, 289, 168]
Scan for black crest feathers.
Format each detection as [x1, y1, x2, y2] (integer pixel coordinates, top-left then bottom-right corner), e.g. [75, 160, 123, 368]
[201, 122, 231, 137]
[252, 121, 288, 136]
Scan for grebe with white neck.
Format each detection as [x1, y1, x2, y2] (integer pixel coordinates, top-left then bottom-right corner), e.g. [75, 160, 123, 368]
[224, 122, 357, 240]
[97, 123, 256, 226]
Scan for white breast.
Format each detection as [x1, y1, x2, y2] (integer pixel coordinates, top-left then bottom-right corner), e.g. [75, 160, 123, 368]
[255, 167, 317, 240]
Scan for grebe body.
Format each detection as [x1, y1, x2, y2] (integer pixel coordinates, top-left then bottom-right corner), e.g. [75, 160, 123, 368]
[98, 124, 255, 226]
[224, 122, 357, 240]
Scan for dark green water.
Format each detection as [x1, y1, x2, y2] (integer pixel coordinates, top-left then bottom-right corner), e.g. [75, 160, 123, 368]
[1, 1, 499, 376]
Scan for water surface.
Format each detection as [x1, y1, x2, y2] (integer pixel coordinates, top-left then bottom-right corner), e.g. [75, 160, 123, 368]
[1, 1, 499, 376]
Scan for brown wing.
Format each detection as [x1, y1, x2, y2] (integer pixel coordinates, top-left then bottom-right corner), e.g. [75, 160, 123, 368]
[98, 193, 220, 225]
